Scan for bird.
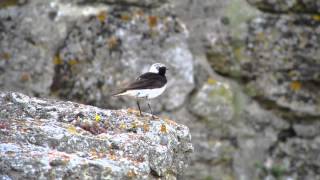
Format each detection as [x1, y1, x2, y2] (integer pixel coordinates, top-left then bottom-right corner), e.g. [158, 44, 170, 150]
[112, 63, 168, 117]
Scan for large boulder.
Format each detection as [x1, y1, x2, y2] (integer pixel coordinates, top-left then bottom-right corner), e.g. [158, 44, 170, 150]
[0, 92, 193, 179]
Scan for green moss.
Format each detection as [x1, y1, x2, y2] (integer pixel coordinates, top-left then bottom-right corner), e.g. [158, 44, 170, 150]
[209, 85, 233, 102]
[224, 0, 260, 38]
[270, 165, 287, 178]
[203, 176, 214, 180]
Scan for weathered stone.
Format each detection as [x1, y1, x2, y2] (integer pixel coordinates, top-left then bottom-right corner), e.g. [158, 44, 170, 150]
[0, 92, 193, 179]
[77, 0, 168, 8]
[0, 0, 68, 97]
[242, 15, 320, 117]
[51, 4, 194, 111]
[189, 79, 235, 122]
[247, 0, 320, 14]
[266, 137, 320, 179]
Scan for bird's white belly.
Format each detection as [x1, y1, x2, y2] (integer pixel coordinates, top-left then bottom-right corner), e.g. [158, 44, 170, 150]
[122, 85, 167, 99]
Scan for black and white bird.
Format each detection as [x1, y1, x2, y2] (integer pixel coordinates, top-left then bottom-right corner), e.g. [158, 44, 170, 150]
[113, 63, 168, 117]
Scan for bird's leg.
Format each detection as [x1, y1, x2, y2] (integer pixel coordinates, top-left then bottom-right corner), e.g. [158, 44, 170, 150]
[136, 99, 142, 116]
[146, 98, 155, 119]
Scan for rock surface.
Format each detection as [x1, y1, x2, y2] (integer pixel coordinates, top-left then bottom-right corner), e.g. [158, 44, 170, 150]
[0, 92, 193, 179]
[1, 0, 320, 179]
[247, 0, 320, 14]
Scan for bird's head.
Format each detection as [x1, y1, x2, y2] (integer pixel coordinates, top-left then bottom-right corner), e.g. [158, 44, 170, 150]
[149, 63, 167, 76]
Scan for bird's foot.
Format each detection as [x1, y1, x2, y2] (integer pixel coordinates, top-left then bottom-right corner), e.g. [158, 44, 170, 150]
[151, 115, 159, 120]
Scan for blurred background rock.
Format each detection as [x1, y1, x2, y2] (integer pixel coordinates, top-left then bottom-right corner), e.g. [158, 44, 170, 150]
[0, 0, 319, 179]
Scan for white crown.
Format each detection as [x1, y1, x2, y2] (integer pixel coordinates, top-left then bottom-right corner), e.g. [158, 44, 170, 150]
[149, 63, 166, 73]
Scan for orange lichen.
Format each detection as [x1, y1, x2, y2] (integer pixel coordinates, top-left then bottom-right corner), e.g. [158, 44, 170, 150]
[5, 151, 16, 157]
[48, 150, 71, 161]
[121, 14, 131, 22]
[164, 118, 177, 126]
[148, 16, 158, 28]
[160, 124, 167, 133]
[90, 149, 106, 159]
[127, 170, 137, 178]
[290, 81, 301, 91]
[97, 11, 107, 22]
[107, 36, 119, 49]
[20, 72, 31, 82]
[53, 55, 63, 65]
[109, 152, 117, 160]
[143, 123, 150, 132]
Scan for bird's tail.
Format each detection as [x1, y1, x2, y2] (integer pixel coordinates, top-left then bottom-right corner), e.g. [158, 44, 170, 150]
[110, 89, 126, 97]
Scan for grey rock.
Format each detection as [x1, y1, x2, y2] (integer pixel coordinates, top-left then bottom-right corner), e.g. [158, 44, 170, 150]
[51, 4, 194, 111]
[247, 0, 320, 14]
[242, 14, 320, 116]
[76, 0, 168, 8]
[0, 91, 193, 179]
[267, 137, 320, 179]
[0, 0, 67, 97]
[189, 79, 235, 122]
[293, 122, 320, 138]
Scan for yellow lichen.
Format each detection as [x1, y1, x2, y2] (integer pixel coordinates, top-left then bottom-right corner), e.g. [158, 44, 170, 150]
[53, 55, 63, 65]
[68, 59, 78, 66]
[1, 52, 11, 61]
[119, 122, 126, 129]
[131, 121, 137, 129]
[312, 15, 320, 21]
[290, 81, 301, 91]
[97, 11, 107, 22]
[67, 125, 78, 135]
[95, 114, 101, 122]
[207, 78, 217, 85]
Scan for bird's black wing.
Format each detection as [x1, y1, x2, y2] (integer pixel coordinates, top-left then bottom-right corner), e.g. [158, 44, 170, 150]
[124, 72, 167, 90]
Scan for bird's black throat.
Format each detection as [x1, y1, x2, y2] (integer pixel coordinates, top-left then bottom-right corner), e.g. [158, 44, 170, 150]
[158, 67, 166, 76]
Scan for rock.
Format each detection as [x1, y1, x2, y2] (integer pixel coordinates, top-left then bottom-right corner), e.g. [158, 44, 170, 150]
[232, 102, 289, 180]
[0, 91, 193, 179]
[266, 137, 320, 179]
[51, 3, 194, 111]
[189, 79, 234, 122]
[0, 0, 68, 97]
[76, 0, 168, 8]
[242, 14, 320, 117]
[0, 0, 195, 111]
[247, 0, 320, 14]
